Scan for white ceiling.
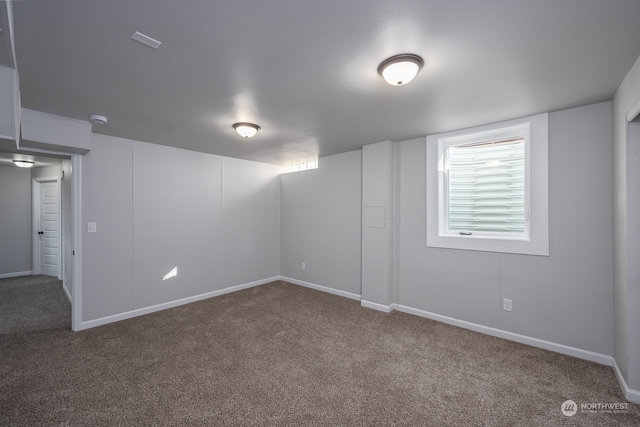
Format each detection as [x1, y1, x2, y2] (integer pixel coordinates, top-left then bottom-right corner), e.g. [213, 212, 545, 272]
[10, 0, 640, 166]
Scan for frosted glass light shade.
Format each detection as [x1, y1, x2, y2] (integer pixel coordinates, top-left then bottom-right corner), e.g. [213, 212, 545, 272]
[13, 160, 34, 168]
[378, 54, 424, 86]
[232, 122, 260, 138]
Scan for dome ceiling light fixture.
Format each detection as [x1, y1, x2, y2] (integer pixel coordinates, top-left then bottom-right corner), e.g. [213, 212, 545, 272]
[377, 53, 424, 86]
[232, 122, 261, 138]
[13, 160, 35, 168]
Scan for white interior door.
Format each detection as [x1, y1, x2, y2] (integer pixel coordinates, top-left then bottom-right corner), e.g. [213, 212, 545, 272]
[40, 181, 60, 277]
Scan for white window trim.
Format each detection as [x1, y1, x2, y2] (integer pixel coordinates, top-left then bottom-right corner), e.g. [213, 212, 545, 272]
[427, 113, 549, 256]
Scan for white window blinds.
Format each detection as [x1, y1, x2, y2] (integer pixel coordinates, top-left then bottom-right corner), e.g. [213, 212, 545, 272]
[446, 137, 525, 233]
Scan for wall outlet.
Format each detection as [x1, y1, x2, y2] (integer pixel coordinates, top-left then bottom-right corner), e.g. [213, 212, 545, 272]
[503, 298, 513, 312]
[301, 262, 306, 270]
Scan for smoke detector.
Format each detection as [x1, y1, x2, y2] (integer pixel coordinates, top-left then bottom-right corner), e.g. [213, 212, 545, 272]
[90, 114, 108, 125]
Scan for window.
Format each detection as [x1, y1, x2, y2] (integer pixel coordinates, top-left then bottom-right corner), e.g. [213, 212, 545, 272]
[282, 159, 319, 174]
[427, 113, 549, 256]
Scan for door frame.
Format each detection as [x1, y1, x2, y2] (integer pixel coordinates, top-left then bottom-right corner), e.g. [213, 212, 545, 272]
[32, 176, 62, 279]
[22, 147, 83, 331]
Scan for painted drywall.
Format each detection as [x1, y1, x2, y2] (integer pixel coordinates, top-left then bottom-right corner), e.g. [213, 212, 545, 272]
[361, 141, 394, 307]
[396, 102, 613, 356]
[612, 52, 640, 393]
[132, 142, 224, 309]
[280, 150, 361, 296]
[221, 157, 280, 287]
[280, 168, 325, 285]
[81, 134, 281, 322]
[21, 108, 91, 154]
[0, 165, 31, 275]
[82, 135, 134, 320]
[323, 152, 362, 295]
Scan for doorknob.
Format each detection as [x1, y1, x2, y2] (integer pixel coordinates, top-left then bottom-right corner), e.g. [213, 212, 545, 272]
[38, 231, 44, 235]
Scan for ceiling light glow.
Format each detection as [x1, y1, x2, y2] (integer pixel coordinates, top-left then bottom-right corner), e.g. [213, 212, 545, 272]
[378, 54, 424, 86]
[232, 122, 260, 138]
[13, 160, 34, 168]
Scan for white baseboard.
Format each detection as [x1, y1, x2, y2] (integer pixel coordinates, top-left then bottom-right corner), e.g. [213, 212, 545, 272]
[361, 299, 394, 313]
[78, 276, 280, 331]
[73, 273, 639, 405]
[62, 281, 72, 303]
[612, 358, 640, 404]
[394, 304, 613, 366]
[283, 280, 614, 370]
[279, 276, 361, 301]
[0, 271, 32, 279]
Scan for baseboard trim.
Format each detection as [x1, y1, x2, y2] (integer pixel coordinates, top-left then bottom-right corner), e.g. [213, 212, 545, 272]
[612, 358, 640, 404]
[75, 272, 637, 404]
[0, 271, 32, 279]
[279, 276, 361, 301]
[78, 276, 280, 331]
[394, 304, 613, 367]
[62, 281, 72, 303]
[285, 282, 614, 369]
[361, 300, 394, 313]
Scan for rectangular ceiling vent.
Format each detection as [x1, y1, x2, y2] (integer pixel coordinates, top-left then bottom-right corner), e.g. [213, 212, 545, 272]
[131, 31, 161, 49]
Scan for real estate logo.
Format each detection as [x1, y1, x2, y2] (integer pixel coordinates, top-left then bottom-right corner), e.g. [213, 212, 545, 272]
[560, 399, 629, 416]
[561, 400, 578, 417]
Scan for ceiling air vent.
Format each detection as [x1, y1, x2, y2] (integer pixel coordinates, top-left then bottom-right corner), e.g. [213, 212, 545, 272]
[131, 31, 161, 50]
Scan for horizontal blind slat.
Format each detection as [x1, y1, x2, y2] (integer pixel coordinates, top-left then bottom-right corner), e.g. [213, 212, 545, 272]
[447, 137, 525, 232]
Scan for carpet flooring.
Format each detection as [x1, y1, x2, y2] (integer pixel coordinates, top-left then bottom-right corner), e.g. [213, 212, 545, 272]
[1, 279, 638, 426]
[0, 274, 70, 334]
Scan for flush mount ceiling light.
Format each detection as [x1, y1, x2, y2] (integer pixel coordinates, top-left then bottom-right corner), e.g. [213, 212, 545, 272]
[377, 53, 424, 86]
[232, 122, 260, 138]
[13, 160, 34, 168]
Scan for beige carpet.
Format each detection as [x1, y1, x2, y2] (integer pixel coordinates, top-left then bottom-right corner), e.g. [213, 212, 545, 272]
[1, 279, 638, 426]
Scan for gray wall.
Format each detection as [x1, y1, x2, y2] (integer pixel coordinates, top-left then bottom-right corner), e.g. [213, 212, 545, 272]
[612, 52, 640, 392]
[280, 150, 361, 296]
[279, 102, 614, 357]
[361, 141, 394, 306]
[81, 134, 281, 322]
[0, 165, 31, 275]
[396, 102, 613, 355]
[222, 157, 280, 287]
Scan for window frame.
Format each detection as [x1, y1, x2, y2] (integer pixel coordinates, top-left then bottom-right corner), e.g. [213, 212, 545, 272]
[426, 113, 549, 256]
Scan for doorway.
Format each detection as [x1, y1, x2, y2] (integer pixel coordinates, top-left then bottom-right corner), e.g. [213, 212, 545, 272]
[0, 149, 82, 331]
